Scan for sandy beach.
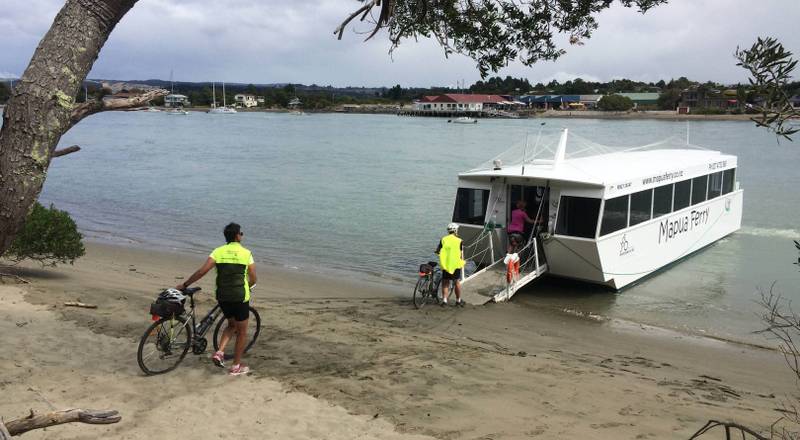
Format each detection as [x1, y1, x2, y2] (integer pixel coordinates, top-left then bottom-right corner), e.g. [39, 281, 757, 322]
[0, 241, 793, 439]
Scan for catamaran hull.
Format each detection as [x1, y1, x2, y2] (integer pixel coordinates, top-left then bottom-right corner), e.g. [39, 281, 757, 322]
[544, 189, 743, 289]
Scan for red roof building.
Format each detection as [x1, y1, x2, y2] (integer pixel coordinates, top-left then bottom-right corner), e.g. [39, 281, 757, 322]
[413, 93, 506, 112]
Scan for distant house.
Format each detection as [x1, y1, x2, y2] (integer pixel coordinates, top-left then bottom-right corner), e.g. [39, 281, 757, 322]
[616, 93, 659, 109]
[412, 94, 505, 112]
[518, 95, 580, 110]
[164, 94, 190, 108]
[234, 94, 257, 108]
[579, 95, 603, 109]
[679, 87, 736, 110]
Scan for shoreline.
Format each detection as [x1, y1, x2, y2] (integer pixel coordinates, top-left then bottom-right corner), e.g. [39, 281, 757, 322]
[1, 241, 793, 438]
[78, 234, 772, 350]
[137, 105, 759, 122]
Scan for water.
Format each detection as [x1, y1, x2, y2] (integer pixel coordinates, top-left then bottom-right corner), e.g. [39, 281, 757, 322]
[33, 111, 800, 344]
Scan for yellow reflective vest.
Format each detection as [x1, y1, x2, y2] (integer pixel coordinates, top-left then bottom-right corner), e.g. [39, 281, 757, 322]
[439, 234, 465, 275]
[210, 242, 254, 302]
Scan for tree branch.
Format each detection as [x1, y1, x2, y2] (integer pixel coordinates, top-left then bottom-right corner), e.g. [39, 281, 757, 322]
[4, 408, 121, 436]
[68, 88, 167, 130]
[334, 0, 379, 40]
[52, 145, 81, 158]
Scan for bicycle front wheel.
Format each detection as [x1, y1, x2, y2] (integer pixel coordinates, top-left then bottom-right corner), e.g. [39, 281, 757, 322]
[413, 276, 433, 309]
[137, 316, 192, 375]
[212, 306, 261, 359]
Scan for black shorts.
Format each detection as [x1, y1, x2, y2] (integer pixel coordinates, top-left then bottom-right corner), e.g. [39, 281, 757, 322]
[218, 301, 250, 322]
[442, 268, 462, 280]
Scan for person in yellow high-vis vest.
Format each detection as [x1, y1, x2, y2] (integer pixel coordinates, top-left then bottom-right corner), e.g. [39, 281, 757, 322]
[177, 223, 257, 376]
[435, 223, 465, 307]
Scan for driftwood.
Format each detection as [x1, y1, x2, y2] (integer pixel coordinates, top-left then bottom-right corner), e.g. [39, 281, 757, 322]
[0, 273, 30, 284]
[63, 301, 97, 309]
[0, 419, 10, 440]
[2, 408, 120, 437]
[52, 145, 81, 158]
[689, 419, 769, 440]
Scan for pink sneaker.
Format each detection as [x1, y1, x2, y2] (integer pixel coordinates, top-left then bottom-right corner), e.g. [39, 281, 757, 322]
[211, 351, 225, 368]
[228, 364, 250, 376]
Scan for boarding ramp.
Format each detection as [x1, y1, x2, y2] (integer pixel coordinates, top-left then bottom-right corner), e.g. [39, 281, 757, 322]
[460, 235, 548, 305]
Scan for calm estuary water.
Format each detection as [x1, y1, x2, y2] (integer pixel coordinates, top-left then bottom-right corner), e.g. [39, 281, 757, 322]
[31, 111, 800, 344]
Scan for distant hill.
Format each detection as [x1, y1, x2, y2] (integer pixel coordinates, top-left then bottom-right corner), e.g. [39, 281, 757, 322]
[84, 78, 390, 98]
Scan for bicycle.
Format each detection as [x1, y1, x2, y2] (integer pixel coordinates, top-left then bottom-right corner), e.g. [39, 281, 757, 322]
[136, 287, 262, 375]
[413, 261, 458, 309]
[413, 261, 440, 309]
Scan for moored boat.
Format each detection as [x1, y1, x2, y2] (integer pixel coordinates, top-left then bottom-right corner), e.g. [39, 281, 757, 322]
[208, 82, 237, 114]
[449, 116, 477, 124]
[449, 129, 743, 304]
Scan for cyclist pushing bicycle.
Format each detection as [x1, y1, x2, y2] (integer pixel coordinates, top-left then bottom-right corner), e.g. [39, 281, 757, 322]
[435, 223, 465, 307]
[177, 222, 257, 376]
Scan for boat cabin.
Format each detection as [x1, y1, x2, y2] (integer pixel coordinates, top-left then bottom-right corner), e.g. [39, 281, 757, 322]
[451, 129, 743, 303]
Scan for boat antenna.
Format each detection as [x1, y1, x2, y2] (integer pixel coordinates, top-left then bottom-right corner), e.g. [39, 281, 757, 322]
[522, 122, 546, 175]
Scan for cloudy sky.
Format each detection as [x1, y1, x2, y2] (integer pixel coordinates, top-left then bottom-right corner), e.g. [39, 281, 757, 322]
[1, 0, 798, 87]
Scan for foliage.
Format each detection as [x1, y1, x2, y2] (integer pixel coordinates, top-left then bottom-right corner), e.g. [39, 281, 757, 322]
[736, 37, 799, 141]
[470, 76, 532, 94]
[338, 0, 667, 77]
[657, 88, 682, 110]
[597, 94, 634, 111]
[2, 203, 85, 266]
[0, 82, 10, 104]
[385, 84, 403, 100]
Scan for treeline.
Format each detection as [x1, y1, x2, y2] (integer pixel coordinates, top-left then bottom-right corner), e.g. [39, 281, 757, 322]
[5, 75, 799, 110]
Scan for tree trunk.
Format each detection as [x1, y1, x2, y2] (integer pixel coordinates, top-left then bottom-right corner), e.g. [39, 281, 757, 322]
[0, 0, 137, 255]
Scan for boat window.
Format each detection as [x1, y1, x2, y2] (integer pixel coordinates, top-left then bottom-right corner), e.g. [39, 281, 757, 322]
[653, 184, 673, 218]
[708, 171, 723, 199]
[691, 175, 708, 205]
[722, 168, 735, 194]
[555, 196, 601, 239]
[629, 189, 652, 226]
[600, 195, 629, 236]
[452, 188, 490, 226]
[674, 179, 691, 211]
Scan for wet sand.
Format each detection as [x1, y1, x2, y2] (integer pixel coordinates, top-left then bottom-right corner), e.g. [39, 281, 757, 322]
[0, 241, 793, 439]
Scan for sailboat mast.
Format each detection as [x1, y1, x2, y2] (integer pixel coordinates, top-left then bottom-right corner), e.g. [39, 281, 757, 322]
[222, 82, 226, 108]
[212, 82, 216, 108]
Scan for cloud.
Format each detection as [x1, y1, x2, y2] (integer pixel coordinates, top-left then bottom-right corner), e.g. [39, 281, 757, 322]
[0, 0, 798, 86]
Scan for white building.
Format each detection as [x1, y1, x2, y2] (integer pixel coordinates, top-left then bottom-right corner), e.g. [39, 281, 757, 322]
[412, 94, 505, 112]
[234, 94, 258, 108]
[164, 94, 190, 108]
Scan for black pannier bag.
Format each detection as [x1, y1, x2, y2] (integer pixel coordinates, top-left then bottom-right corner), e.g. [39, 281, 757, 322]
[150, 298, 185, 318]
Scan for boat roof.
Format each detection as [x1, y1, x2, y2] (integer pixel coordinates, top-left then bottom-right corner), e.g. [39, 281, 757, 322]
[460, 130, 737, 190]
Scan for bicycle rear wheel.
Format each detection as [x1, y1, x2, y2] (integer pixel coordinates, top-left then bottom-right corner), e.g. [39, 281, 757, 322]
[137, 316, 192, 375]
[413, 276, 433, 309]
[212, 306, 261, 359]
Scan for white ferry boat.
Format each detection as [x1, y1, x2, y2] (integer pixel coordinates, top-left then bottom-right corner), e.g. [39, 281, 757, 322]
[452, 129, 743, 304]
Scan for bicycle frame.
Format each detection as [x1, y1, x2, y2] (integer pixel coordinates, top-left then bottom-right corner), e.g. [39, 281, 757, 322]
[186, 294, 225, 339]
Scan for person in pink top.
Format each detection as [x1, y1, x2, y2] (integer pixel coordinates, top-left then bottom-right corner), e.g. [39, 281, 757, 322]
[507, 200, 535, 252]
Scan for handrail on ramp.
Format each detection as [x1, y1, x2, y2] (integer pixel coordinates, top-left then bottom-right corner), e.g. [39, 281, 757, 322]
[459, 237, 548, 305]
